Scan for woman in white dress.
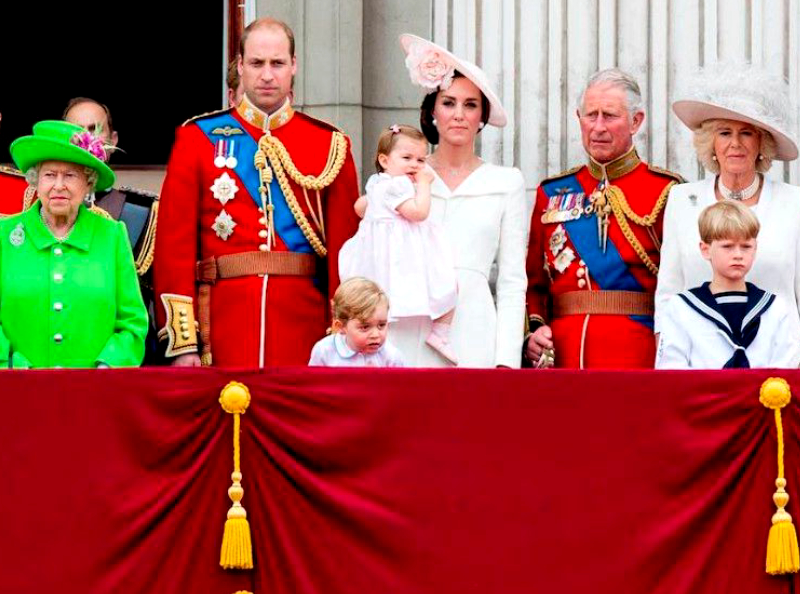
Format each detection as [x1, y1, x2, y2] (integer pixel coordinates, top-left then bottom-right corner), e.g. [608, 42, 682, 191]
[655, 64, 800, 339]
[391, 34, 528, 368]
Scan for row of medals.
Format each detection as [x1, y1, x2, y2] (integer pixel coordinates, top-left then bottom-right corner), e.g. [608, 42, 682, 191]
[541, 185, 613, 250]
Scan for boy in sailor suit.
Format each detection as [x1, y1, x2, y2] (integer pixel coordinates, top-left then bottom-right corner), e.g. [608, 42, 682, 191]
[657, 200, 800, 369]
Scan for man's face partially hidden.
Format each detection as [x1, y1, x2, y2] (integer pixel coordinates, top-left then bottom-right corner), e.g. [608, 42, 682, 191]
[65, 101, 118, 147]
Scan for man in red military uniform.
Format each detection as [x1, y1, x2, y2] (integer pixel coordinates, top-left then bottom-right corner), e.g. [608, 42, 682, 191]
[154, 17, 359, 367]
[0, 114, 35, 215]
[525, 68, 683, 369]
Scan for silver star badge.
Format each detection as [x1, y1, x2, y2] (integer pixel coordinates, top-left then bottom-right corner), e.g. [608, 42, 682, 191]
[212, 209, 237, 240]
[553, 247, 576, 273]
[210, 172, 239, 205]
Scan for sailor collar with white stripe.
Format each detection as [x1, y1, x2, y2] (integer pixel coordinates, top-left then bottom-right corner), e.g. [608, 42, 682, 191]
[678, 282, 774, 336]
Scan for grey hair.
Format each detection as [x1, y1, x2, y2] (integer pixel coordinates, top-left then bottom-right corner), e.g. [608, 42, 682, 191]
[25, 163, 100, 192]
[693, 119, 777, 174]
[577, 67, 644, 117]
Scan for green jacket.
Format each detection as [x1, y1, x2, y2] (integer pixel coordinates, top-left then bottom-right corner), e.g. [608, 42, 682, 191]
[0, 203, 148, 368]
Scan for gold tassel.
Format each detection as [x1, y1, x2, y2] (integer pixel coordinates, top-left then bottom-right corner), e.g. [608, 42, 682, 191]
[219, 381, 254, 570]
[760, 377, 800, 575]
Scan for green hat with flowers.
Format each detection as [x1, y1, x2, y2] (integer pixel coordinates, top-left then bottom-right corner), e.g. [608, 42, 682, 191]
[10, 120, 116, 192]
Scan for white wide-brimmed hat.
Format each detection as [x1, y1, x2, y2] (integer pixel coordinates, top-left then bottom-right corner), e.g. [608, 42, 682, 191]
[672, 63, 798, 161]
[399, 33, 507, 127]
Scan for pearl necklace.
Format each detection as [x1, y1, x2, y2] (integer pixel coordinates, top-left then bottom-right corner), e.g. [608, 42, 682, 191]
[718, 174, 761, 201]
[40, 209, 73, 242]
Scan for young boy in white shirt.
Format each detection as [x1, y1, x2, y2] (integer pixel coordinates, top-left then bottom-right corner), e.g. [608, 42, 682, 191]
[656, 200, 800, 369]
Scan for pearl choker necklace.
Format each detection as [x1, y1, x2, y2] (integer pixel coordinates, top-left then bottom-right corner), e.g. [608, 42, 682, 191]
[718, 174, 761, 201]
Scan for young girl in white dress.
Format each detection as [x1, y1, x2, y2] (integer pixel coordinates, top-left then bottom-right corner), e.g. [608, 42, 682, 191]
[339, 125, 459, 364]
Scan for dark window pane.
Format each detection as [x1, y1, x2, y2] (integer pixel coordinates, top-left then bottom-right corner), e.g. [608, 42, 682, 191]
[0, 2, 223, 165]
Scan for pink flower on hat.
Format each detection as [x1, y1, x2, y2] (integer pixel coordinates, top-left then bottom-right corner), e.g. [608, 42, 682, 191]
[71, 131, 109, 162]
[405, 43, 455, 93]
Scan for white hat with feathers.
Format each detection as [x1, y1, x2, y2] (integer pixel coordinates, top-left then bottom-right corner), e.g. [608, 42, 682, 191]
[672, 62, 798, 161]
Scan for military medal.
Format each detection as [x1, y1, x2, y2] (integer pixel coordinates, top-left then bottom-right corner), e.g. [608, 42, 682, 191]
[214, 140, 226, 168]
[212, 209, 236, 240]
[549, 224, 567, 256]
[553, 246, 575, 273]
[542, 187, 585, 224]
[210, 172, 239, 205]
[9, 223, 24, 247]
[225, 140, 238, 169]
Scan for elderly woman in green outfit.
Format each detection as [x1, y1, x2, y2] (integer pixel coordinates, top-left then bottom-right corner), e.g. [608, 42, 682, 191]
[0, 121, 148, 368]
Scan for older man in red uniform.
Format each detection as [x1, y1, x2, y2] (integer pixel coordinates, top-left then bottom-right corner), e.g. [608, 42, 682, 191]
[525, 68, 683, 369]
[154, 18, 359, 367]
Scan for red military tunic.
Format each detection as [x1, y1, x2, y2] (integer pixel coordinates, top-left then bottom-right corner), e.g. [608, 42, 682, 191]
[526, 148, 682, 369]
[154, 96, 359, 367]
[0, 166, 34, 215]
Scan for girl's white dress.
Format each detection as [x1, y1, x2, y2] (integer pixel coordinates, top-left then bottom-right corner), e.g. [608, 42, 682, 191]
[339, 173, 458, 320]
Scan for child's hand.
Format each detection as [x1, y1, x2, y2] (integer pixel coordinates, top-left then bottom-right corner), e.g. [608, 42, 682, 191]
[415, 167, 434, 184]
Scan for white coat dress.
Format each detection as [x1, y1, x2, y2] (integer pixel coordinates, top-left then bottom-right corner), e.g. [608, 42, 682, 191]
[389, 163, 528, 368]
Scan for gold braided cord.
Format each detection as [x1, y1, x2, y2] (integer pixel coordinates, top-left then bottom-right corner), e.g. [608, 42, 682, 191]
[264, 132, 347, 190]
[256, 136, 329, 257]
[612, 180, 674, 227]
[604, 184, 660, 276]
[135, 200, 158, 276]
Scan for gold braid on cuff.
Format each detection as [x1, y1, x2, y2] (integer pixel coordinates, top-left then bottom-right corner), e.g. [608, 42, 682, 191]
[158, 293, 199, 357]
[255, 132, 348, 258]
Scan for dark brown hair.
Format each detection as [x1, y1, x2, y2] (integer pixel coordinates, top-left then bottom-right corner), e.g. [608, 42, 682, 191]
[374, 125, 427, 172]
[227, 57, 241, 90]
[419, 71, 490, 145]
[239, 18, 295, 58]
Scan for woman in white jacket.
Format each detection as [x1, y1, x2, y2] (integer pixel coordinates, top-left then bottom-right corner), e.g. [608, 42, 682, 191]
[655, 64, 800, 340]
[389, 34, 528, 368]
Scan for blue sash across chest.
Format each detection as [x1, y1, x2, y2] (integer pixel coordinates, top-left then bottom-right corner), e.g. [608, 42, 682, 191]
[542, 172, 651, 328]
[195, 113, 312, 253]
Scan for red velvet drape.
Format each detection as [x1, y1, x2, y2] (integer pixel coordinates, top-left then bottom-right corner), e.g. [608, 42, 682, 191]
[1, 368, 799, 593]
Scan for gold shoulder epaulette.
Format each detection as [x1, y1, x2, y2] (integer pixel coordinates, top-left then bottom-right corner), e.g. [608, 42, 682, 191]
[0, 164, 24, 178]
[539, 164, 583, 185]
[648, 164, 685, 184]
[182, 107, 231, 127]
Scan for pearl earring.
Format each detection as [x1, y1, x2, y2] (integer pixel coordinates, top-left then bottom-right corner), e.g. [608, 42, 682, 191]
[432, 118, 438, 126]
[758, 154, 764, 161]
[712, 155, 717, 161]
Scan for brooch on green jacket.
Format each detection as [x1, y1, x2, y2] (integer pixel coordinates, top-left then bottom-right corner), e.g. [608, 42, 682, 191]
[9, 223, 24, 247]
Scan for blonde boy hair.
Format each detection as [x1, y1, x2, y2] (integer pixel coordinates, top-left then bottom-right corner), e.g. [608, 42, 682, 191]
[698, 199, 760, 243]
[332, 277, 390, 324]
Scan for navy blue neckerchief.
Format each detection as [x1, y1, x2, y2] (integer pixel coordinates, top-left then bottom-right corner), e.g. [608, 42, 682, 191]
[194, 112, 313, 253]
[541, 172, 651, 329]
[678, 282, 775, 368]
